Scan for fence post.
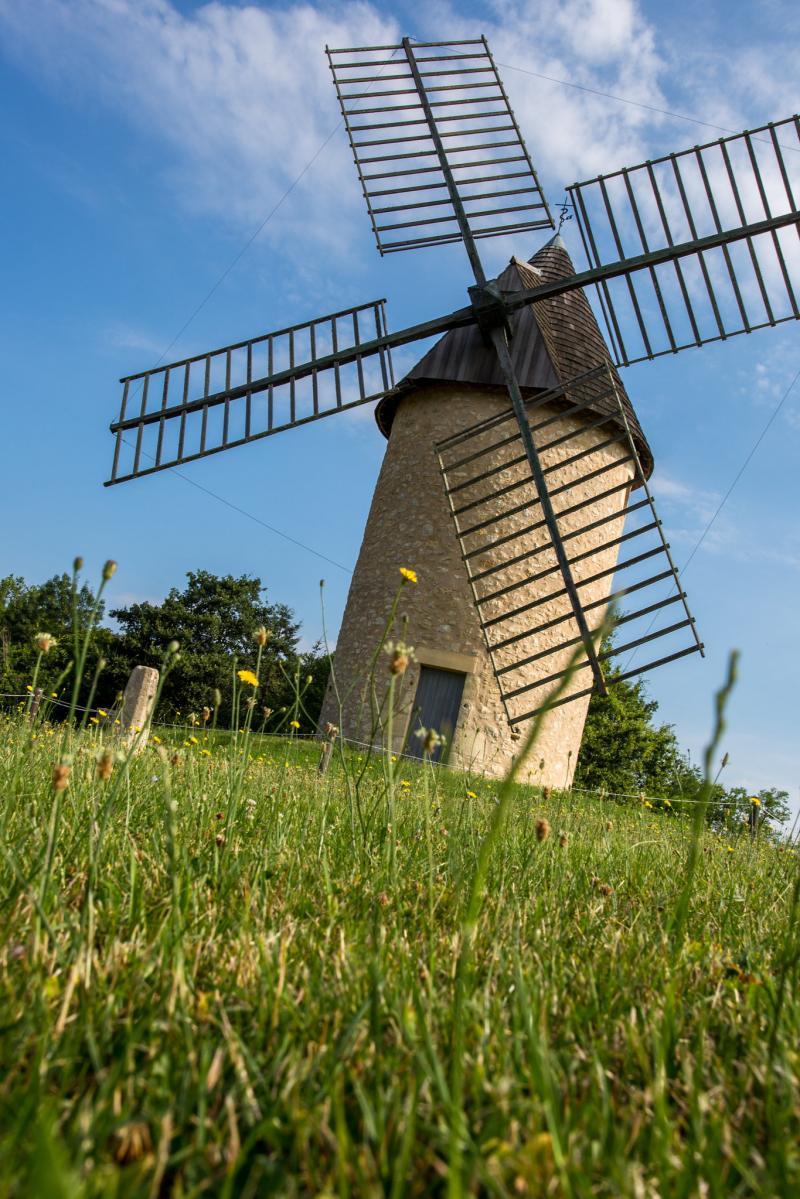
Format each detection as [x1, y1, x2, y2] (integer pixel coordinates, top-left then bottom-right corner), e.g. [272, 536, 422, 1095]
[29, 687, 43, 724]
[120, 666, 159, 752]
[318, 722, 338, 775]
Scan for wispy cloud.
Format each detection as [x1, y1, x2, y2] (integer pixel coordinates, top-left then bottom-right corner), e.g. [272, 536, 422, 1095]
[0, 0, 693, 262]
[653, 466, 800, 571]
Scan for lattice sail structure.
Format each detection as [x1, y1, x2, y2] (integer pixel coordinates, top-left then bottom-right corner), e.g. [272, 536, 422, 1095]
[109, 301, 394, 484]
[567, 117, 800, 364]
[327, 37, 554, 255]
[103, 29, 800, 743]
[436, 366, 703, 726]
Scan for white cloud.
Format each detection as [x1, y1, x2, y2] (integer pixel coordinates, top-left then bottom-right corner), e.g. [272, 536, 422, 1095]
[0, 0, 674, 258]
[0, 0, 400, 254]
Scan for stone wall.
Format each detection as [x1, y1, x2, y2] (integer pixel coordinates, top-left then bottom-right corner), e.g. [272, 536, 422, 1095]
[319, 383, 635, 786]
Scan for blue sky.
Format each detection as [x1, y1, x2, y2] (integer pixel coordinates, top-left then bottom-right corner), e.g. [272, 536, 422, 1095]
[1, 0, 798, 808]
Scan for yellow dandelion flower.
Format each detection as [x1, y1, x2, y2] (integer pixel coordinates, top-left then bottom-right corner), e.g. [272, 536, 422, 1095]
[200, 748, 211, 757]
[289, 720, 300, 729]
[467, 790, 477, 799]
[399, 567, 418, 584]
[26, 685, 33, 694]
[750, 796, 761, 806]
[89, 716, 99, 726]
[400, 780, 411, 789]
[98, 708, 108, 718]
[189, 736, 198, 745]
[152, 735, 162, 745]
[237, 669, 259, 687]
[727, 846, 734, 853]
[50, 692, 57, 699]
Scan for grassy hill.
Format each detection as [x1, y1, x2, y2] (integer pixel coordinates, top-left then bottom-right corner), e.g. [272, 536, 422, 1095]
[1, 709, 798, 1197]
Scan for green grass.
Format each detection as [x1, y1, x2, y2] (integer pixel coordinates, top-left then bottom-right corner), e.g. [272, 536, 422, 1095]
[1, 709, 798, 1198]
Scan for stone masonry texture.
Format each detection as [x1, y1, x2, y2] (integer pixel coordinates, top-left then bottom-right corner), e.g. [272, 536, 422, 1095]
[320, 382, 635, 787]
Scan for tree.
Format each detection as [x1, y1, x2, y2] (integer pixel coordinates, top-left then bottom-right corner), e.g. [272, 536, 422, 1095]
[575, 650, 790, 832]
[574, 670, 688, 797]
[105, 570, 303, 725]
[0, 573, 112, 706]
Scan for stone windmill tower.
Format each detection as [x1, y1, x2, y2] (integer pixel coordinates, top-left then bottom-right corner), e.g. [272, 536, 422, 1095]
[103, 36, 798, 778]
[320, 234, 656, 786]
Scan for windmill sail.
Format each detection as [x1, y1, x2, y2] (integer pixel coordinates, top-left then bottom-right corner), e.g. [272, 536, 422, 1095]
[106, 300, 395, 485]
[436, 364, 703, 726]
[566, 116, 800, 364]
[327, 37, 554, 255]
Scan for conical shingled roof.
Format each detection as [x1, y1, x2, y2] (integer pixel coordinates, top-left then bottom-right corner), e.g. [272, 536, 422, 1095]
[374, 234, 653, 478]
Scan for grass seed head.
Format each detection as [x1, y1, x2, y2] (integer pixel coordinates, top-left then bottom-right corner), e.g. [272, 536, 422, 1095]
[52, 763, 71, 792]
[96, 749, 115, 782]
[109, 1121, 152, 1165]
[535, 818, 551, 842]
[385, 639, 415, 676]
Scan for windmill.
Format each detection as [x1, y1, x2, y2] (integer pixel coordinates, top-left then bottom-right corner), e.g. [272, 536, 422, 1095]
[105, 37, 799, 783]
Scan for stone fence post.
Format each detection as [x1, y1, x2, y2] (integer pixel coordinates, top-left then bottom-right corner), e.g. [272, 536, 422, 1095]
[120, 666, 159, 751]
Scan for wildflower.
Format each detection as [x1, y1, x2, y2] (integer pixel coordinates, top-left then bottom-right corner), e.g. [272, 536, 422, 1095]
[167, 640, 180, 656]
[25, 685, 33, 693]
[237, 669, 259, 688]
[216, 833, 225, 847]
[542, 785, 552, 802]
[98, 708, 108, 718]
[400, 780, 411, 789]
[384, 639, 415, 676]
[663, 799, 672, 809]
[200, 748, 211, 757]
[415, 726, 443, 756]
[399, 567, 418, 584]
[535, 818, 551, 842]
[89, 716, 99, 726]
[96, 750, 115, 781]
[727, 846, 734, 853]
[152, 735, 162, 745]
[254, 626, 271, 647]
[102, 559, 117, 581]
[466, 790, 477, 799]
[52, 763, 71, 792]
[189, 736, 198, 745]
[50, 692, 57, 699]
[202, 706, 211, 724]
[750, 796, 761, 807]
[289, 720, 300, 729]
[33, 631, 57, 653]
[643, 800, 653, 809]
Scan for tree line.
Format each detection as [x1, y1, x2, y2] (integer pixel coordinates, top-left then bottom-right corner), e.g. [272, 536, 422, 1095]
[0, 568, 789, 828]
[0, 569, 329, 734]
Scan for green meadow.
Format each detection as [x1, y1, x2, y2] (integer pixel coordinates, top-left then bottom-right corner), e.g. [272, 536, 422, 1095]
[1, 678, 798, 1198]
